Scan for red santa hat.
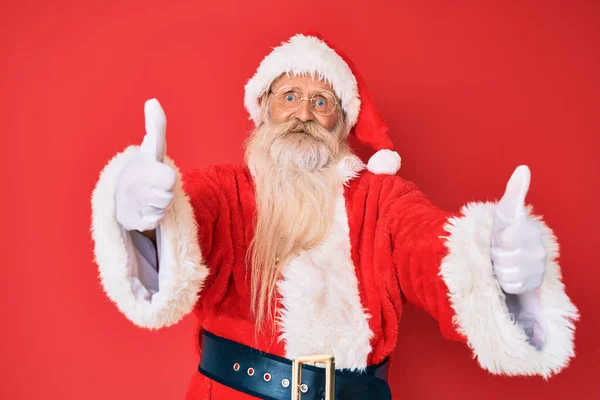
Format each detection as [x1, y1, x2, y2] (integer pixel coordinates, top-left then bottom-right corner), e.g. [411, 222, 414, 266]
[244, 33, 401, 175]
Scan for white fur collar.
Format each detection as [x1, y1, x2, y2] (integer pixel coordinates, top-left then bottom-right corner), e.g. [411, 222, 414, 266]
[277, 185, 373, 370]
[337, 154, 366, 185]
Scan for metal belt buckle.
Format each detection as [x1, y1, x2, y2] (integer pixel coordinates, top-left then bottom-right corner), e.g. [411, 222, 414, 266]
[291, 354, 335, 400]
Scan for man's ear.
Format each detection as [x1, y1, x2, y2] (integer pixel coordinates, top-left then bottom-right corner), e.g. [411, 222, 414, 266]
[258, 93, 269, 125]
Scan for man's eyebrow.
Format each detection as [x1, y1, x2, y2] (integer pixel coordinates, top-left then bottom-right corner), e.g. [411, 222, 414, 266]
[274, 85, 331, 95]
[275, 85, 302, 92]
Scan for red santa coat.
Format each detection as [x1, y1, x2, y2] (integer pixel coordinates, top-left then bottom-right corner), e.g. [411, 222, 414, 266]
[90, 148, 579, 400]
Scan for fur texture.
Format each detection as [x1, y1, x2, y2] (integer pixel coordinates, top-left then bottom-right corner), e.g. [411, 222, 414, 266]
[91, 146, 207, 329]
[440, 202, 579, 378]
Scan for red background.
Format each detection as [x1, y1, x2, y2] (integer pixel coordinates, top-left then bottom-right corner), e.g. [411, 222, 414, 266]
[2, 0, 599, 399]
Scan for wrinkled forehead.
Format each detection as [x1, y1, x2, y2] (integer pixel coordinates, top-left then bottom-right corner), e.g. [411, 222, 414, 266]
[270, 73, 336, 94]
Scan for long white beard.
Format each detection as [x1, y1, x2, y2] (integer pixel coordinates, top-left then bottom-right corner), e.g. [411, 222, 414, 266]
[244, 116, 350, 324]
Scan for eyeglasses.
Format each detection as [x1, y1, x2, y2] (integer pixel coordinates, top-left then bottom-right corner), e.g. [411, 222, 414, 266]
[270, 85, 339, 116]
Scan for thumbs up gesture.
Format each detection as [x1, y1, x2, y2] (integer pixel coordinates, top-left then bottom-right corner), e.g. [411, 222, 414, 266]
[115, 99, 177, 232]
[492, 166, 546, 295]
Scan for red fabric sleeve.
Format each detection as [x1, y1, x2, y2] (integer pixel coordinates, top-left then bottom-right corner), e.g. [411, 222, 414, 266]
[180, 164, 248, 299]
[181, 167, 224, 259]
[385, 180, 466, 342]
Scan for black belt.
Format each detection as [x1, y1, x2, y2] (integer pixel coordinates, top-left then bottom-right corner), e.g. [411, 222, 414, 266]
[198, 330, 391, 400]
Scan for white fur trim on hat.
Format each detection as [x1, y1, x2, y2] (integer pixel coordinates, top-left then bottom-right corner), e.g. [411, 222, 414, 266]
[366, 149, 401, 175]
[244, 34, 360, 131]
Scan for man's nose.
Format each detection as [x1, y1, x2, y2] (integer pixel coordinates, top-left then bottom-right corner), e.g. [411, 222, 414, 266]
[294, 99, 314, 122]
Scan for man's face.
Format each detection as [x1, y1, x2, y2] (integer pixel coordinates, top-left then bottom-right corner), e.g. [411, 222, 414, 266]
[264, 74, 340, 131]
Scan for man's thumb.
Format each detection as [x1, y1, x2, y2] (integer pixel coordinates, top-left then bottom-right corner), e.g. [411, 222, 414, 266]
[496, 165, 531, 223]
[140, 98, 167, 163]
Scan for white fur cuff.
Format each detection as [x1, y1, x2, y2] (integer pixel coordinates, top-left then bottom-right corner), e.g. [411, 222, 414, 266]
[90, 146, 207, 329]
[440, 202, 579, 378]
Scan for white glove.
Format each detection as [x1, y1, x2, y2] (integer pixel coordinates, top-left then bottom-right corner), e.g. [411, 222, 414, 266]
[115, 99, 176, 232]
[492, 165, 547, 349]
[492, 165, 546, 294]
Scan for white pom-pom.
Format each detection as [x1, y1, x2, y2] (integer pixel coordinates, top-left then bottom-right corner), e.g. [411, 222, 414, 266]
[366, 149, 401, 175]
